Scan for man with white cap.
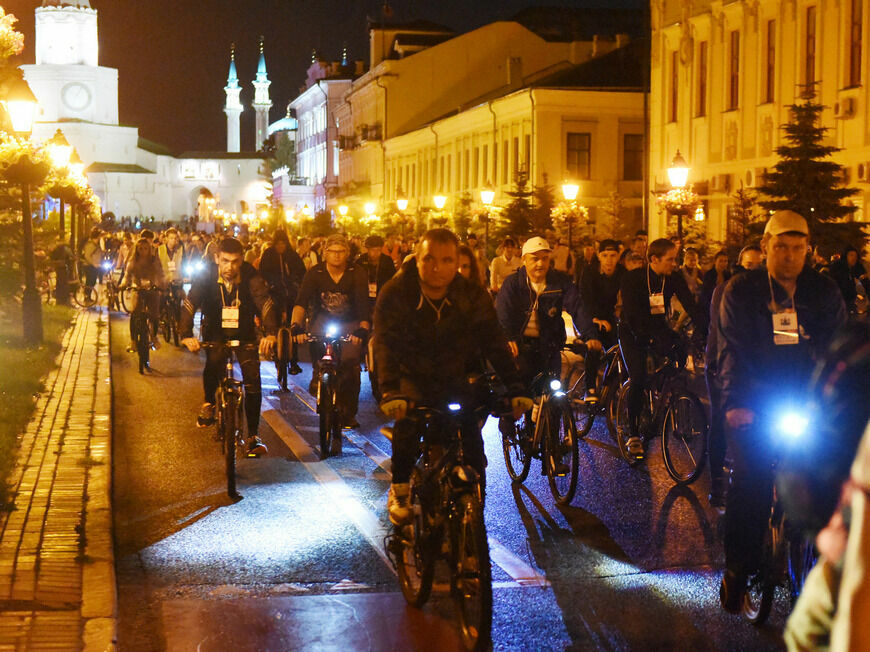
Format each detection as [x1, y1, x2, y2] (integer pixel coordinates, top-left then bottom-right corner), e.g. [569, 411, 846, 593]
[495, 236, 600, 436]
[717, 209, 846, 613]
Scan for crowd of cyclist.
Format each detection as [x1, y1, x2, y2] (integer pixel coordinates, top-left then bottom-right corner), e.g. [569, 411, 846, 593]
[74, 210, 870, 647]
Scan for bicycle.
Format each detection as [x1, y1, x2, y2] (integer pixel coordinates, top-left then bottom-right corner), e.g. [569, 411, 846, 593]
[614, 344, 708, 485]
[126, 284, 159, 374]
[199, 340, 259, 499]
[158, 281, 183, 347]
[364, 331, 382, 403]
[741, 409, 818, 625]
[102, 261, 122, 311]
[386, 374, 506, 651]
[304, 324, 349, 460]
[501, 342, 585, 505]
[563, 343, 626, 440]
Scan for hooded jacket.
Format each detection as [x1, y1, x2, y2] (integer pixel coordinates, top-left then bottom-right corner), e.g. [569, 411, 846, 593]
[373, 258, 520, 403]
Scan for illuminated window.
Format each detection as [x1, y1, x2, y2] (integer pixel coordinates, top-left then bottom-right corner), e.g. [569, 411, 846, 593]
[670, 50, 679, 122]
[765, 20, 776, 103]
[729, 31, 740, 110]
[849, 0, 862, 87]
[697, 41, 707, 117]
[805, 6, 816, 90]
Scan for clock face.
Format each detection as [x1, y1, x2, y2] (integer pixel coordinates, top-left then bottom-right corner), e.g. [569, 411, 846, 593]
[61, 83, 91, 111]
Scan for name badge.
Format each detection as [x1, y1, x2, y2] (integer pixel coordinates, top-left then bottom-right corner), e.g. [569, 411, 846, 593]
[649, 293, 665, 315]
[368, 282, 377, 298]
[168, 261, 176, 272]
[222, 306, 240, 329]
[772, 310, 799, 345]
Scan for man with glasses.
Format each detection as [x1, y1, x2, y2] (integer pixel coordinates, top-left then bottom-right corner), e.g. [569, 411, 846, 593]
[291, 234, 370, 429]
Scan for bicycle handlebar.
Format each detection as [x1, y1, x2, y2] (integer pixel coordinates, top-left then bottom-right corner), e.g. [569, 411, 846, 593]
[198, 340, 260, 351]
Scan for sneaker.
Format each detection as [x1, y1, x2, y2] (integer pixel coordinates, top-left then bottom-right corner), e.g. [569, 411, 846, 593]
[197, 402, 215, 427]
[126, 342, 136, 353]
[150, 337, 161, 350]
[343, 418, 360, 430]
[583, 387, 599, 404]
[626, 436, 644, 460]
[289, 362, 303, 375]
[719, 569, 746, 614]
[246, 436, 268, 457]
[388, 483, 412, 525]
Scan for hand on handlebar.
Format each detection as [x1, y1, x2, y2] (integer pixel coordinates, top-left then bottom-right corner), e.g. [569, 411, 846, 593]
[259, 335, 277, 358]
[592, 318, 612, 333]
[511, 396, 533, 419]
[508, 341, 519, 358]
[381, 397, 408, 420]
[181, 337, 200, 353]
[585, 338, 603, 353]
[726, 408, 755, 429]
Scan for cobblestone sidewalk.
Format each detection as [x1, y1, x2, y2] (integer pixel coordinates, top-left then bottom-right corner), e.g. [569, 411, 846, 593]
[0, 308, 115, 651]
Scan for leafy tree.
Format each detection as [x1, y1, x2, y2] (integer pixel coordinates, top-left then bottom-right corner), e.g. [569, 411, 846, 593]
[756, 84, 863, 249]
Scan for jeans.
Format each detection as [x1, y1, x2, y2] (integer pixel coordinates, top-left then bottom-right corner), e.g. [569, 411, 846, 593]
[203, 345, 262, 436]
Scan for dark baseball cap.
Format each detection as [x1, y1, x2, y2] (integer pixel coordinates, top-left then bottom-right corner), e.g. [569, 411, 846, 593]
[599, 239, 621, 253]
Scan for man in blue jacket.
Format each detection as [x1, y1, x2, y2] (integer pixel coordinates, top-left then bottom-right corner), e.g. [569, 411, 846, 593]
[495, 236, 601, 416]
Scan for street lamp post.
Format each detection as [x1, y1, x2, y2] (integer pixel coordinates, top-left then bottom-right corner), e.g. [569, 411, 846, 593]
[667, 150, 690, 245]
[396, 192, 409, 238]
[480, 183, 494, 252]
[2, 75, 46, 345]
[47, 129, 72, 237]
[432, 192, 447, 230]
[68, 149, 85, 257]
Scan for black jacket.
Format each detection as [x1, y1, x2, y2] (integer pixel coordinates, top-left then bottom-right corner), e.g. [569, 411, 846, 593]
[357, 252, 396, 297]
[259, 245, 306, 307]
[373, 259, 520, 403]
[495, 267, 588, 352]
[580, 265, 624, 332]
[619, 265, 701, 345]
[717, 267, 846, 412]
[180, 261, 278, 342]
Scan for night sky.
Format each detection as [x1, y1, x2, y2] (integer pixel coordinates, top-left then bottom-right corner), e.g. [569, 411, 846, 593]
[3, 0, 642, 154]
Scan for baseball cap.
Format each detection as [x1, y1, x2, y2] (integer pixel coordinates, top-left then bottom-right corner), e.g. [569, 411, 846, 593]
[599, 239, 621, 253]
[764, 210, 809, 236]
[364, 234, 385, 248]
[521, 236, 552, 257]
[325, 234, 349, 250]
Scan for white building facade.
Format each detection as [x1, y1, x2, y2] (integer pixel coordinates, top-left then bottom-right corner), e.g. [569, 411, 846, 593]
[21, 0, 267, 222]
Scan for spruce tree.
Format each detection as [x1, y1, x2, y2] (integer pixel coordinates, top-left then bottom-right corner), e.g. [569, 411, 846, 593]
[498, 169, 533, 238]
[756, 85, 860, 247]
[530, 173, 555, 234]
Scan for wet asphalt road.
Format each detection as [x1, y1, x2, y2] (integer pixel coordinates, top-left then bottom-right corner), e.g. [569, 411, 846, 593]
[110, 312, 788, 651]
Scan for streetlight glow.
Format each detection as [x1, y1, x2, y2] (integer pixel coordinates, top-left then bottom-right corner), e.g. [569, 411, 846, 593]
[667, 150, 690, 189]
[480, 185, 495, 206]
[433, 194, 447, 210]
[47, 129, 72, 168]
[338, 204, 349, 216]
[364, 201, 376, 216]
[561, 182, 580, 202]
[396, 197, 408, 211]
[1, 76, 38, 136]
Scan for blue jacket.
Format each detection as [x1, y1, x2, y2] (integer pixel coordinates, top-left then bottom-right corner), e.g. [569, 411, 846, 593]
[495, 266, 589, 353]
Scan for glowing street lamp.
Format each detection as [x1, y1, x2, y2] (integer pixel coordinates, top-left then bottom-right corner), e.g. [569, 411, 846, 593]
[364, 201, 376, 216]
[1, 75, 39, 135]
[667, 150, 691, 244]
[561, 181, 580, 202]
[338, 204, 349, 217]
[480, 184, 495, 250]
[396, 196, 408, 212]
[433, 194, 447, 210]
[47, 129, 73, 167]
[302, 203, 313, 217]
[667, 150, 689, 189]
[560, 181, 582, 249]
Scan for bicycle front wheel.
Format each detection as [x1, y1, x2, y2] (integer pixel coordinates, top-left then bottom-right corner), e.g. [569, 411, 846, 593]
[661, 391, 707, 484]
[132, 314, 150, 374]
[318, 377, 334, 460]
[451, 491, 492, 652]
[73, 284, 97, 308]
[501, 412, 532, 483]
[743, 511, 783, 625]
[223, 393, 240, 498]
[120, 287, 136, 313]
[614, 381, 634, 463]
[546, 401, 580, 505]
[394, 468, 434, 607]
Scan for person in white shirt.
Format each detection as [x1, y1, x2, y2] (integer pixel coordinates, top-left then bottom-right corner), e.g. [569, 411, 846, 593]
[489, 237, 522, 293]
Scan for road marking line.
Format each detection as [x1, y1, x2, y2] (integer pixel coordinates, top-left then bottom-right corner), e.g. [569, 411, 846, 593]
[262, 409, 395, 574]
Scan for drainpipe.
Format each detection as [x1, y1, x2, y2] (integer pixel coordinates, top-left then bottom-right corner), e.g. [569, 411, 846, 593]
[374, 75, 388, 203]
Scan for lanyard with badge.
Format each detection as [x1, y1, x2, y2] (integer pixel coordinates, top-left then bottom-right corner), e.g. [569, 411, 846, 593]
[647, 266, 665, 315]
[368, 259, 379, 299]
[219, 283, 240, 329]
[768, 274, 799, 345]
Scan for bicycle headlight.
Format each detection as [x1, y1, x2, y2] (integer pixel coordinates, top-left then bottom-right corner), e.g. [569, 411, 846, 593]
[326, 323, 339, 337]
[550, 379, 562, 391]
[101, 261, 113, 271]
[448, 402, 461, 412]
[776, 411, 809, 440]
[195, 261, 205, 271]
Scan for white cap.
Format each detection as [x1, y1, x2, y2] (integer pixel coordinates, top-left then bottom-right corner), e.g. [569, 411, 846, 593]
[764, 210, 809, 236]
[521, 236, 551, 257]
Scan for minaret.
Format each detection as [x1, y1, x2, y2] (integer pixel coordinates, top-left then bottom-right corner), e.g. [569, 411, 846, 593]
[252, 36, 273, 152]
[224, 44, 242, 153]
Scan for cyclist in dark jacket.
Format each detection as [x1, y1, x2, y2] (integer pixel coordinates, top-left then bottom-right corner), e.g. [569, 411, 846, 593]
[259, 230, 306, 375]
[180, 237, 278, 456]
[716, 211, 847, 614]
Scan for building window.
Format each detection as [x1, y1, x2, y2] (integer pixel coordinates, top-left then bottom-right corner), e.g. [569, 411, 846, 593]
[765, 20, 776, 103]
[566, 132, 591, 180]
[623, 134, 643, 181]
[512, 136, 519, 177]
[697, 41, 707, 117]
[524, 134, 531, 172]
[502, 140, 508, 184]
[482, 145, 488, 184]
[670, 50, 678, 122]
[464, 150, 470, 189]
[447, 155, 452, 192]
[729, 30, 740, 110]
[473, 147, 479, 187]
[849, 0, 863, 87]
[439, 156, 444, 191]
[805, 6, 817, 90]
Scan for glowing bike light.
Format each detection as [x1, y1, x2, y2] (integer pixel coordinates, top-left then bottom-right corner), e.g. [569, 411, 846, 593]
[777, 412, 809, 439]
[102, 262, 113, 271]
[550, 379, 562, 391]
[447, 403, 461, 412]
[325, 323, 339, 337]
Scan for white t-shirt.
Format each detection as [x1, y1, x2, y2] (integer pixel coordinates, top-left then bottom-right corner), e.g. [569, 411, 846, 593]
[523, 280, 547, 338]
